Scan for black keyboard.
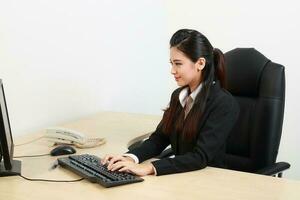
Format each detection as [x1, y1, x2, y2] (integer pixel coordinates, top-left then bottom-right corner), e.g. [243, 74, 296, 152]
[57, 154, 144, 188]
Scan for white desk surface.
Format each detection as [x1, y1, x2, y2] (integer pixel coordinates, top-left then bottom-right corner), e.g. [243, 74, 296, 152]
[0, 111, 299, 200]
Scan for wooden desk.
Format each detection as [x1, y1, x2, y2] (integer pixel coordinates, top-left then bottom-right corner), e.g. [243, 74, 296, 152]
[0, 112, 299, 200]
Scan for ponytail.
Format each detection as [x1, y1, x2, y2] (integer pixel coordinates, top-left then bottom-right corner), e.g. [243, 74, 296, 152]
[213, 48, 226, 89]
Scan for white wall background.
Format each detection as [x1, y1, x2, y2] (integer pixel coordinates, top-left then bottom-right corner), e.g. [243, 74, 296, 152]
[0, 0, 172, 134]
[0, 0, 299, 180]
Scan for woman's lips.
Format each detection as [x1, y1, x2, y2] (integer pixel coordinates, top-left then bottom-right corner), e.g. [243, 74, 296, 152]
[175, 77, 181, 81]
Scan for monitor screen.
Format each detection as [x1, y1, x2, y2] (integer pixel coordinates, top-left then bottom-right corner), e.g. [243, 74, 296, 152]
[0, 79, 21, 176]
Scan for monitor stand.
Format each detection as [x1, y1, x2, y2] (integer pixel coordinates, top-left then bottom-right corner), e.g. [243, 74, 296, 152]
[0, 160, 21, 177]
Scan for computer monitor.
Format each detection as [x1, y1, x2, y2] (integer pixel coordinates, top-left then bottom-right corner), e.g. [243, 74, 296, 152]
[0, 79, 21, 176]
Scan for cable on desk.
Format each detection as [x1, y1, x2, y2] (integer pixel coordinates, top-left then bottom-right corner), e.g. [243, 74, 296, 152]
[18, 174, 84, 182]
[14, 153, 50, 158]
[14, 136, 44, 146]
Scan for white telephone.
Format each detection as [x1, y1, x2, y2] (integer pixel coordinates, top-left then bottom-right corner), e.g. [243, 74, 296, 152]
[45, 127, 106, 148]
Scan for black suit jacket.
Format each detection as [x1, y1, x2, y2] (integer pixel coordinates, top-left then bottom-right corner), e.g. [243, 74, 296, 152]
[128, 81, 240, 176]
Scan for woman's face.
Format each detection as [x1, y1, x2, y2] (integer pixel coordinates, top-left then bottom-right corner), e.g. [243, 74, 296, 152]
[170, 47, 205, 91]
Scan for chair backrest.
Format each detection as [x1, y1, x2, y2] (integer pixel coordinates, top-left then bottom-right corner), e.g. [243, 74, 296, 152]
[224, 48, 285, 172]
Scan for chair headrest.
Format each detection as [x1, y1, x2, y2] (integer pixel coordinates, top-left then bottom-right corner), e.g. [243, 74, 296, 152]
[225, 48, 270, 97]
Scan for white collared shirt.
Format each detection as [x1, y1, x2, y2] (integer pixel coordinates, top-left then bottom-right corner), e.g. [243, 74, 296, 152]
[179, 83, 203, 108]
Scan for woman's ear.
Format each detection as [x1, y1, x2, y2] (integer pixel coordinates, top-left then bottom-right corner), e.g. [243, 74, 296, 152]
[196, 57, 206, 72]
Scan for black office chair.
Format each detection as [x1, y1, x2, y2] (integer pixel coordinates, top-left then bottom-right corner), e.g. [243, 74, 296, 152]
[224, 48, 290, 177]
[128, 48, 290, 177]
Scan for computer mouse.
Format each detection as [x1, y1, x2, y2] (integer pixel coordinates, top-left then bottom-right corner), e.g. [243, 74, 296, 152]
[50, 145, 76, 156]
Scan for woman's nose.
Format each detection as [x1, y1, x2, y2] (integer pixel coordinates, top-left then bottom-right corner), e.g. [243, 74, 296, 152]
[171, 66, 176, 74]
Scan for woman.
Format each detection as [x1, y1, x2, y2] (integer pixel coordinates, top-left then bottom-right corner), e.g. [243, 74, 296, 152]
[101, 29, 239, 176]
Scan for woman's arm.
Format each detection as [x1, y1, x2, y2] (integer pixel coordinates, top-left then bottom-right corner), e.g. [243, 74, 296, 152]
[126, 121, 170, 163]
[124, 88, 181, 163]
[101, 89, 178, 175]
[101, 121, 170, 176]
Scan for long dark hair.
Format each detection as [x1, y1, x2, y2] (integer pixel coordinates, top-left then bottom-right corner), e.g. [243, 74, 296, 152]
[161, 29, 226, 140]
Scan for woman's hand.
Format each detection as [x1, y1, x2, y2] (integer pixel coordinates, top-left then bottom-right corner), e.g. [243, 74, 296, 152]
[109, 161, 155, 176]
[101, 154, 155, 176]
[101, 154, 135, 169]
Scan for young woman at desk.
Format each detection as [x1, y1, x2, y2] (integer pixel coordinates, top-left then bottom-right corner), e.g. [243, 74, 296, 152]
[102, 29, 239, 176]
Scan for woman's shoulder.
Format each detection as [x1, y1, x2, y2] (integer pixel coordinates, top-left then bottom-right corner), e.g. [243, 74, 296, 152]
[207, 81, 238, 109]
[214, 88, 239, 113]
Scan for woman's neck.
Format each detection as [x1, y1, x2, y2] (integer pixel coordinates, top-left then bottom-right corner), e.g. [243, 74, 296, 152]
[189, 81, 202, 93]
[189, 76, 202, 93]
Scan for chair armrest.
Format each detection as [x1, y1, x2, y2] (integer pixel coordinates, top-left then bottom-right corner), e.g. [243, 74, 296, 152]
[127, 132, 152, 151]
[255, 162, 290, 176]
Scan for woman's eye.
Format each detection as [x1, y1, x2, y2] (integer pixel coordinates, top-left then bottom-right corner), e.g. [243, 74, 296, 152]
[169, 62, 182, 66]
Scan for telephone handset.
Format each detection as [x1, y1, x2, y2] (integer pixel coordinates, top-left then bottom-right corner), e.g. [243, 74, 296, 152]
[45, 127, 106, 148]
